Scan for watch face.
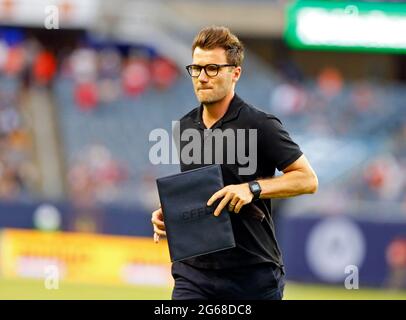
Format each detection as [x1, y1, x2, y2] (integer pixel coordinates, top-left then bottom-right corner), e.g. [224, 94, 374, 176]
[252, 184, 260, 192]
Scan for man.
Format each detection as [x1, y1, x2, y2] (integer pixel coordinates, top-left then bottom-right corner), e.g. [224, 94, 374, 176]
[151, 26, 318, 300]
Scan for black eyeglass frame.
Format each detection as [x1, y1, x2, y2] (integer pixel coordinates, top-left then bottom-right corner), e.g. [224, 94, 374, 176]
[185, 64, 236, 78]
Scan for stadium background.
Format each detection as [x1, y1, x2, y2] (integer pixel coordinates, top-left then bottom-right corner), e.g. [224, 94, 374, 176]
[0, 0, 406, 299]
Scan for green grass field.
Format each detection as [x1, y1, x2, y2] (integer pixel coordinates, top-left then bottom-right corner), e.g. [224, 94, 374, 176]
[1, 277, 406, 300]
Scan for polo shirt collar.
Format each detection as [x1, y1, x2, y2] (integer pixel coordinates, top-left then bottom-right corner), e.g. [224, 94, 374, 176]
[193, 93, 245, 127]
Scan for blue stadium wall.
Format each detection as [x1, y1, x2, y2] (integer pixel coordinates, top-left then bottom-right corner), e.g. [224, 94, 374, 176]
[1, 201, 406, 288]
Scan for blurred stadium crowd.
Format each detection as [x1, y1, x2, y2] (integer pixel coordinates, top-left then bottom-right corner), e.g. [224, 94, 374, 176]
[270, 66, 406, 215]
[0, 27, 179, 207]
[0, 24, 406, 216]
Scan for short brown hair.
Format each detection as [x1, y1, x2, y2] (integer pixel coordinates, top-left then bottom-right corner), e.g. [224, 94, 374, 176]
[192, 26, 244, 66]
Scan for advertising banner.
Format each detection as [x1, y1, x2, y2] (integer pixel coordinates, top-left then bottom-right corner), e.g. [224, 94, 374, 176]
[0, 229, 172, 287]
[278, 215, 406, 289]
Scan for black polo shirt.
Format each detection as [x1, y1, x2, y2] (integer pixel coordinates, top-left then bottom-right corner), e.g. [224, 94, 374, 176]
[176, 93, 303, 270]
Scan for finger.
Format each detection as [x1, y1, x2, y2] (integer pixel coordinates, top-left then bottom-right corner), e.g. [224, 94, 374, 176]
[153, 208, 164, 219]
[228, 196, 239, 211]
[154, 232, 160, 243]
[151, 216, 165, 228]
[154, 225, 167, 236]
[207, 188, 227, 206]
[152, 210, 165, 227]
[155, 223, 165, 231]
[214, 193, 233, 216]
[154, 228, 166, 237]
[234, 199, 245, 213]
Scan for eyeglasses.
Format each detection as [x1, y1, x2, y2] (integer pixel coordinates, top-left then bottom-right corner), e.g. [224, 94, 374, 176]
[185, 64, 236, 78]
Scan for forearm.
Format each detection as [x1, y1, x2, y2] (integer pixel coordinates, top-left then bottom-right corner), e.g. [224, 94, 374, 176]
[257, 170, 318, 199]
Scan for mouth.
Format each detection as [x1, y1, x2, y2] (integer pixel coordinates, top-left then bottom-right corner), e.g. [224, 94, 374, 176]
[198, 88, 212, 91]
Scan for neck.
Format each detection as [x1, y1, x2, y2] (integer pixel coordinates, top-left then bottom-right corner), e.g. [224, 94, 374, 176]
[202, 90, 235, 127]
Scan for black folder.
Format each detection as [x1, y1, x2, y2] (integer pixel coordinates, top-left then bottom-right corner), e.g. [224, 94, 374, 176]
[156, 164, 236, 262]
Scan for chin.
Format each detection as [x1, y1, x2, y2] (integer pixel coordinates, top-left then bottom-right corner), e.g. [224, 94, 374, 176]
[197, 93, 221, 105]
[199, 98, 218, 105]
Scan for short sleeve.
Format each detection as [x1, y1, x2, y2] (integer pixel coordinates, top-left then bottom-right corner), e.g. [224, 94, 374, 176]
[258, 115, 303, 172]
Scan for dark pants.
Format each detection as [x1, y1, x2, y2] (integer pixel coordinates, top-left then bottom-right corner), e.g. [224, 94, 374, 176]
[171, 261, 285, 300]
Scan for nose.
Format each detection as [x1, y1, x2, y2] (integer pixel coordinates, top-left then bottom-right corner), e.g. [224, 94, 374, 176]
[197, 69, 209, 82]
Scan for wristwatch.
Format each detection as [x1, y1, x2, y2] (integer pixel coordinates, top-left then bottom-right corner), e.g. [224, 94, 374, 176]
[248, 181, 262, 201]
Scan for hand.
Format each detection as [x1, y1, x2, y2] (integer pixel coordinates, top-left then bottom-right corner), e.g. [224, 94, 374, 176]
[207, 183, 253, 216]
[151, 206, 166, 243]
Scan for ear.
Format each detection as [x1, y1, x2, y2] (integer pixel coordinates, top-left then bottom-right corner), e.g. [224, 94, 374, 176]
[232, 66, 242, 82]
